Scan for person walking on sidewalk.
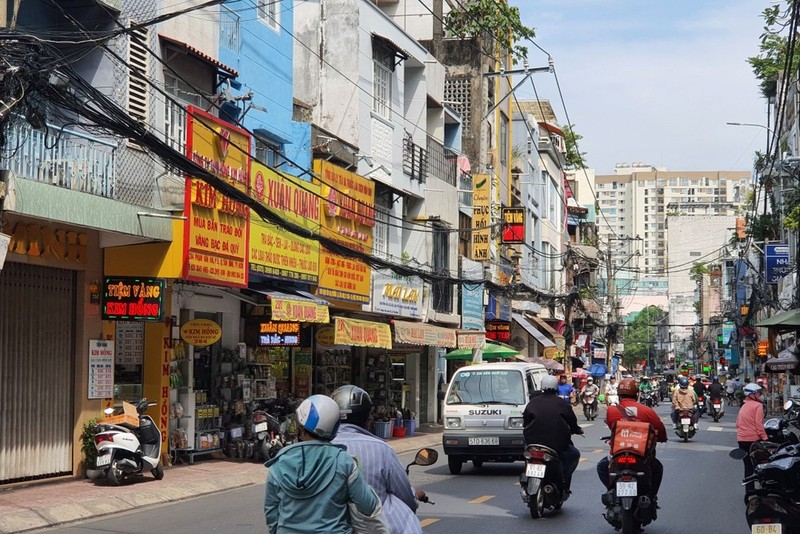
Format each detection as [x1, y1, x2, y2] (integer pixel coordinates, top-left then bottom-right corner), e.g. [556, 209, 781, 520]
[332, 385, 425, 534]
[265, 395, 383, 534]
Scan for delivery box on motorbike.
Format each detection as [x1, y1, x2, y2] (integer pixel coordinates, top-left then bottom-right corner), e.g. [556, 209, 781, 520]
[609, 420, 657, 457]
[101, 401, 139, 428]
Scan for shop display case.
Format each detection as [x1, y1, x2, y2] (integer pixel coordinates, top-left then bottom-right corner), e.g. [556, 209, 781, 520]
[316, 348, 351, 395]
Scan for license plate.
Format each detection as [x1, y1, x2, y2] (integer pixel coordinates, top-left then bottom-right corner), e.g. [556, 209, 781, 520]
[616, 480, 637, 497]
[681, 418, 691, 425]
[96, 454, 111, 467]
[254, 422, 268, 433]
[714, 403, 721, 409]
[468, 437, 499, 446]
[752, 524, 782, 534]
[525, 463, 546, 478]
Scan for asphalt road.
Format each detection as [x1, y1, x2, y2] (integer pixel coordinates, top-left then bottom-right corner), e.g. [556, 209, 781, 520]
[36, 401, 754, 533]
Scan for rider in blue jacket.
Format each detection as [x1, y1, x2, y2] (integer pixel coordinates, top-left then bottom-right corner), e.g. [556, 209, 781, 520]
[265, 395, 381, 533]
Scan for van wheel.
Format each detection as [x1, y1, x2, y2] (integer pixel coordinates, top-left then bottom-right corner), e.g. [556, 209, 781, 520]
[448, 455, 463, 475]
[472, 460, 483, 469]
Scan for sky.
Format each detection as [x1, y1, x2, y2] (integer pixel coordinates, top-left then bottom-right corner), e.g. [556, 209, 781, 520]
[516, 1, 770, 175]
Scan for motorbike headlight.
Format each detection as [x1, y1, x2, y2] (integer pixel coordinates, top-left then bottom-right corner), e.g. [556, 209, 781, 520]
[508, 417, 524, 429]
[445, 417, 462, 429]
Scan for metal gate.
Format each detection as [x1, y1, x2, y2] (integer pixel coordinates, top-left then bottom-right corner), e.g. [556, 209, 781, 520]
[0, 262, 75, 483]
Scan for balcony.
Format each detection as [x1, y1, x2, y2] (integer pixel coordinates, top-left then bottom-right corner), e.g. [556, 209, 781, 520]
[426, 135, 457, 186]
[220, 5, 240, 53]
[2, 118, 116, 198]
[403, 136, 428, 183]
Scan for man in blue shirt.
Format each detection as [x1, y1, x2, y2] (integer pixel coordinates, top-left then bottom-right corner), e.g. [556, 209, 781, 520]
[557, 374, 575, 403]
[332, 385, 424, 534]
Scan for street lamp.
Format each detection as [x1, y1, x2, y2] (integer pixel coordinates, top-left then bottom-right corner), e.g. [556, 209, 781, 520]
[726, 122, 773, 152]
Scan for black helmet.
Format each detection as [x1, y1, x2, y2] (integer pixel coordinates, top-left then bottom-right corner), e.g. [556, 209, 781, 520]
[678, 376, 689, 389]
[331, 385, 373, 426]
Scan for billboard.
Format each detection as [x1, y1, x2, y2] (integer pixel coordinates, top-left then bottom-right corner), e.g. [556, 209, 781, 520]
[471, 173, 490, 260]
[765, 243, 791, 284]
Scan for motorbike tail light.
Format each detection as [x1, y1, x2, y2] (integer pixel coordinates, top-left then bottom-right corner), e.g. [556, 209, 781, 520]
[524, 449, 546, 460]
[95, 434, 113, 444]
[616, 455, 637, 465]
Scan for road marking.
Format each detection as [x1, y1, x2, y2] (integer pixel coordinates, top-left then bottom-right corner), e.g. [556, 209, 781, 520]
[707, 426, 724, 431]
[579, 423, 594, 428]
[469, 495, 495, 504]
[420, 518, 440, 527]
[579, 457, 587, 463]
[591, 448, 605, 454]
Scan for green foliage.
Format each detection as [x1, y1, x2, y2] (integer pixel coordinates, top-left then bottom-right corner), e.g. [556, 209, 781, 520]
[748, 212, 781, 241]
[444, 0, 536, 63]
[80, 416, 101, 465]
[561, 124, 588, 170]
[748, 4, 800, 98]
[689, 262, 708, 282]
[621, 306, 665, 370]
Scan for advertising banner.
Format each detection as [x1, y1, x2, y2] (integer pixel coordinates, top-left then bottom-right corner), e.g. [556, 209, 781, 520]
[102, 277, 165, 321]
[314, 160, 374, 304]
[249, 163, 320, 283]
[88, 340, 114, 399]
[461, 282, 484, 330]
[486, 291, 511, 321]
[765, 243, 791, 284]
[371, 268, 424, 318]
[271, 296, 330, 323]
[334, 317, 392, 349]
[258, 321, 301, 346]
[471, 173, 490, 260]
[184, 106, 250, 287]
[393, 320, 458, 348]
[457, 330, 487, 349]
[501, 207, 525, 244]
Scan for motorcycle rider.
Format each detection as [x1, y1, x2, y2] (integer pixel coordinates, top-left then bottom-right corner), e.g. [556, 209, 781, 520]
[604, 375, 619, 406]
[692, 375, 707, 414]
[523, 375, 583, 493]
[597, 377, 668, 502]
[736, 382, 768, 495]
[331, 385, 424, 534]
[580, 377, 600, 410]
[707, 376, 724, 407]
[638, 376, 654, 403]
[671, 376, 699, 429]
[556, 374, 575, 403]
[265, 395, 382, 533]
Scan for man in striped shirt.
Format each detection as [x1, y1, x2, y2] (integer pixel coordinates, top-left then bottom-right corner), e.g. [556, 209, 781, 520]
[332, 385, 424, 534]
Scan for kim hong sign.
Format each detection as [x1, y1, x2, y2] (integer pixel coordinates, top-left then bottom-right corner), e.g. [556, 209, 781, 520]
[102, 277, 165, 321]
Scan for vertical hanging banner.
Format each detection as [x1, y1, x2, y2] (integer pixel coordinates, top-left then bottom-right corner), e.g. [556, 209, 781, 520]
[184, 106, 251, 287]
[314, 160, 374, 304]
[471, 173, 490, 260]
[501, 207, 525, 244]
[249, 163, 320, 283]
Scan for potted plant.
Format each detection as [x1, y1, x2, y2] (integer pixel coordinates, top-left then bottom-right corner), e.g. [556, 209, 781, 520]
[80, 416, 101, 479]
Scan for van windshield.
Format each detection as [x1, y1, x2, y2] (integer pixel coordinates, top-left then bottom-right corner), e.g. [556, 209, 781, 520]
[446, 369, 525, 405]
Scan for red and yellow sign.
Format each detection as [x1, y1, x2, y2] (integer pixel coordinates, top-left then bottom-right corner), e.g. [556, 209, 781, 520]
[758, 340, 769, 356]
[183, 106, 250, 287]
[471, 173, 490, 260]
[180, 318, 222, 347]
[334, 317, 392, 349]
[393, 320, 458, 348]
[501, 207, 525, 244]
[271, 297, 330, 323]
[250, 163, 320, 283]
[314, 160, 374, 304]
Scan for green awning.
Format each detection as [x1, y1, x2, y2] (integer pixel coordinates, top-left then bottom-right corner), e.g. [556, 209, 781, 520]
[444, 342, 520, 360]
[755, 309, 800, 328]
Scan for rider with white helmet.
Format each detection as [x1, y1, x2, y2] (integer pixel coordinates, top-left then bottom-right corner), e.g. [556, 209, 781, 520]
[265, 395, 382, 532]
[736, 382, 768, 493]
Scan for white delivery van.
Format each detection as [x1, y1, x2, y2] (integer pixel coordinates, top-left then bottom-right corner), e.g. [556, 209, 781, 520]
[442, 361, 549, 474]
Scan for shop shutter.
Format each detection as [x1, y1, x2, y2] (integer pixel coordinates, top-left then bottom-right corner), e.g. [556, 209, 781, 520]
[0, 263, 75, 483]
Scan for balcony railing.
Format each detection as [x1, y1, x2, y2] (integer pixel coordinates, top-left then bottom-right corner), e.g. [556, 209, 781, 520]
[403, 136, 428, 183]
[220, 5, 241, 52]
[2, 119, 116, 198]
[426, 135, 457, 186]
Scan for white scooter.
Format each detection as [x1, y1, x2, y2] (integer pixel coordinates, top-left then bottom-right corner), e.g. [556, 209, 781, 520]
[92, 399, 164, 485]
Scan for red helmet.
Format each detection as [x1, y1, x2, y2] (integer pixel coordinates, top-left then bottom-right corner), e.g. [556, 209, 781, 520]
[618, 378, 639, 398]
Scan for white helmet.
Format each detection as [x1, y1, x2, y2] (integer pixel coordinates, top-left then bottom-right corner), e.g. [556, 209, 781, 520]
[295, 395, 341, 440]
[743, 382, 762, 396]
[542, 375, 559, 391]
[587, 377, 594, 383]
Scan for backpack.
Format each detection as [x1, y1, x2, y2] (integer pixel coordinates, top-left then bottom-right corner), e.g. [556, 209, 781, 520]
[608, 406, 657, 457]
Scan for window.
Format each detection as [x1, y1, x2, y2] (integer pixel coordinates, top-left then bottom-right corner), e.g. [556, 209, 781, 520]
[373, 194, 390, 260]
[373, 43, 393, 118]
[432, 223, 452, 313]
[257, 0, 280, 31]
[127, 23, 150, 126]
[499, 114, 508, 167]
[255, 138, 284, 168]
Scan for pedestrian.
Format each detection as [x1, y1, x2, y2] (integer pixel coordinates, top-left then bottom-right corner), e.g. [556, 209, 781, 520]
[265, 395, 385, 534]
[331, 385, 425, 534]
[736, 382, 768, 496]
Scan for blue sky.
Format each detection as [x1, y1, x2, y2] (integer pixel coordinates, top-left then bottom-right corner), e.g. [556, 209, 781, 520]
[515, 1, 769, 174]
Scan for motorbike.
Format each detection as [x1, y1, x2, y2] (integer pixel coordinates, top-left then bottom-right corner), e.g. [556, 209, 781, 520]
[674, 409, 697, 442]
[708, 396, 725, 422]
[519, 444, 569, 518]
[601, 440, 658, 533]
[91, 399, 163, 485]
[582, 392, 599, 421]
[606, 388, 619, 406]
[696, 394, 706, 415]
[743, 443, 800, 533]
[639, 391, 656, 408]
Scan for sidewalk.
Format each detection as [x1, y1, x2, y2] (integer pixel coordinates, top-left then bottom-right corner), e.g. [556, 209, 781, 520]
[0, 431, 442, 533]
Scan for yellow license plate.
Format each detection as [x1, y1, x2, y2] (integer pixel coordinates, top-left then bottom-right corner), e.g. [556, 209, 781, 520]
[752, 524, 782, 534]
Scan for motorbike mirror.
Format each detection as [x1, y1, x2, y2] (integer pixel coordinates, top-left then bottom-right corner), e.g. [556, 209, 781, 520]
[414, 448, 438, 467]
[729, 448, 747, 460]
[764, 418, 783, 432]
[784, 400, 794, 412]
[104, 407, 115, 416]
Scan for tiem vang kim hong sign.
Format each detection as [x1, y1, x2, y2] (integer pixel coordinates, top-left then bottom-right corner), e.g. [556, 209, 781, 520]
[102, 277, 165, 321]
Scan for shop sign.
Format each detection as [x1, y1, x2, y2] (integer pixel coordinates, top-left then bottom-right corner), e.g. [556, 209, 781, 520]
[334, 317, 392, 349]
[102, 277, 165, 321]
[501, 207, 525, 244]
[272, 297, 330, 323]
[184, 106, 250, 288]
[486, 321, 510, 342]
[393, 320, 457, 348]
[258, 321, 301, 346]
[758, 340, 769, 356]
[88, 340, 114, 399]
[371, 268, 424, 318]
[249, 163, 320, 283]
[457, 330, 487, 349]
[315, 325, 336, 346]
[180, 318, 222, 347]
[471, 173, 490, 260]
[766, 244, 791, 284]
[314, 160, 373, 304]
[115, 321, 144, 365]
[486, 291, 511, 322]
[461, 282, 484, 330]
[2, 220, 88, 264]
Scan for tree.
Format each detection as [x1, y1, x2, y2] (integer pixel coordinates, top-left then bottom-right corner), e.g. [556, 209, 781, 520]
[444, 0, 536, 63]
[621, 306, 666, 371]
[748, 3, 800, 98]
[561, 124, 588, 170]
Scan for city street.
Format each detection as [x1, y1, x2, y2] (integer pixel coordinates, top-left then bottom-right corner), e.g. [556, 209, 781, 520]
[32, 402, 754, 534]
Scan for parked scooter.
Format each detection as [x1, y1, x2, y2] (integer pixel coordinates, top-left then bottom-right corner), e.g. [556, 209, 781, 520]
[519, 444, 569, 518]
[741, 443, 800, 533]
[600, 439, 658, 533]
[582, 392, 599, 421]
[674, 408, 697, 442]
[708, 397, 725, 422]
[92, 399, 163, 485]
